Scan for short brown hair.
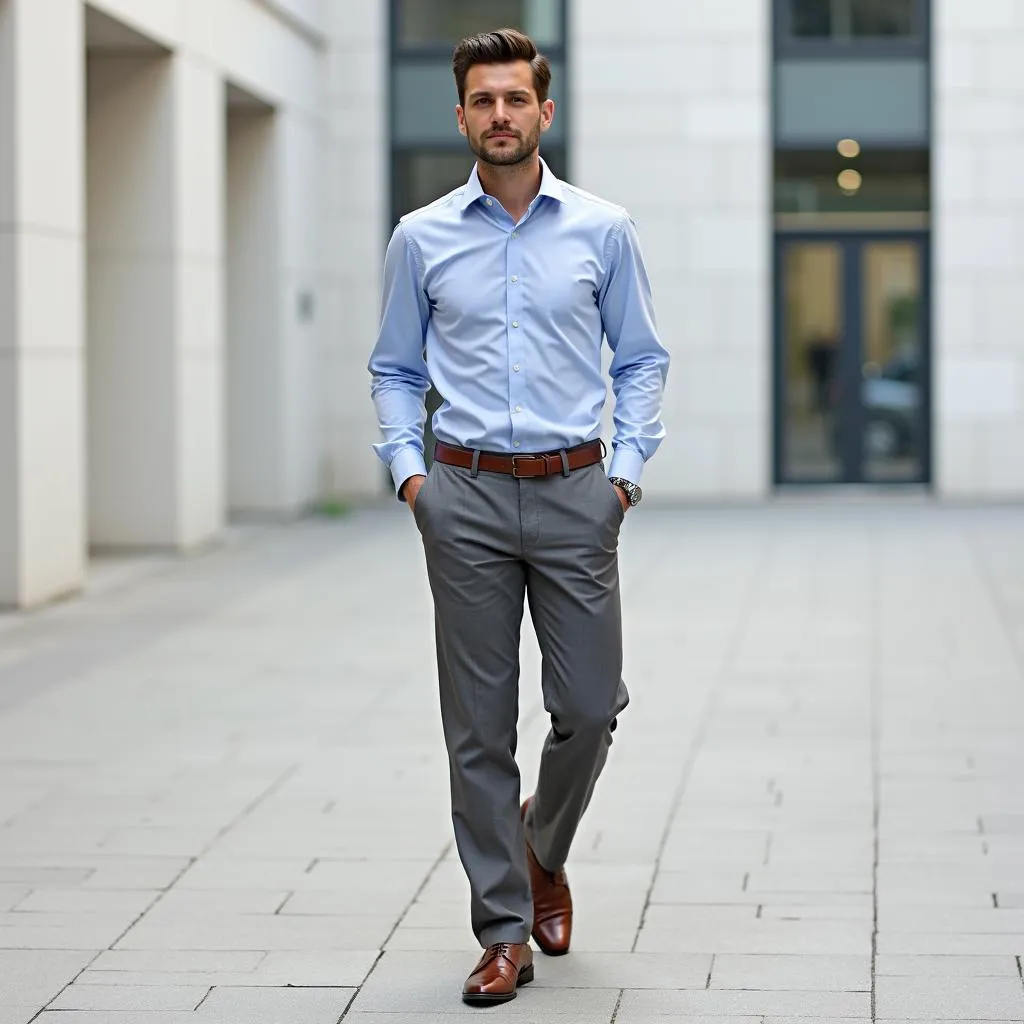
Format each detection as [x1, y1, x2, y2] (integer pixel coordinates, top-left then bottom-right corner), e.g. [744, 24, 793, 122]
[452, 28, 552, 107]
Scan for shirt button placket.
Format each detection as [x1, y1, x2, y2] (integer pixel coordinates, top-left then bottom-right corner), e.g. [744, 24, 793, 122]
[508, 227, 524, 446]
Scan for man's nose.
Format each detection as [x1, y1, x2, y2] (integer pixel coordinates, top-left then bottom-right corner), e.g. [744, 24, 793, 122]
[492, 101, 510, 123]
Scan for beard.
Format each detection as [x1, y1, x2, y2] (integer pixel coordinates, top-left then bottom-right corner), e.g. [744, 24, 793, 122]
[469, 116, 542, 167]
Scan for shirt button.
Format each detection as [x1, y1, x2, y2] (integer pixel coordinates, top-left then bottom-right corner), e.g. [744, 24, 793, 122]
[511, 231, 518, 238]
[485, 198, 493, 206]
[511, 321, 519, 328]
[510, 275, 518, 283]
[513, 364, 520, 372]
[514, 405, 522, 413]
[513, 440, 521, 448]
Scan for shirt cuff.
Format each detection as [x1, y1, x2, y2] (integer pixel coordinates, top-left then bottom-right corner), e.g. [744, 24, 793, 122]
[390, 447, 428, 501]
[608, 446, 645, 486]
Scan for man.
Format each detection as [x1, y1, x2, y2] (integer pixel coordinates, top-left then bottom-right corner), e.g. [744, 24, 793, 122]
[368, 28, 669, 1006]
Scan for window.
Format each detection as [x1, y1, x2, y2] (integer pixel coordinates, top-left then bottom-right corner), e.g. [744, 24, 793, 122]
[775, 148, 929, 219]
[782, 0, 923, 49]
[393, 59, 566, 146]
[850, 0, 915, 36]
[791, 0, 832, 37]
[396, 0, 562, 50]
[775, 59, 927, 145]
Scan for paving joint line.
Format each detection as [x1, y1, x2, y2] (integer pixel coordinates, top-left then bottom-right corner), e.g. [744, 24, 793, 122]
[337, 840, 454, 1021]
[34, 763, 304, 1014]
[197, 762, 302, 859]
[629, 536, 774, 953]
[608, 987, 624, 1022]
[32, 854, 198, 1020]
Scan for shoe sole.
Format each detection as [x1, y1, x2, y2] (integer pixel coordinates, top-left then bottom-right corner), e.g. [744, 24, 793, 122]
[462, 963, 534, 1006]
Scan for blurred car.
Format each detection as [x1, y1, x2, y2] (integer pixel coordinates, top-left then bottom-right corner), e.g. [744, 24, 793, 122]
[861, 350, 919, 459]
[830, 349, 920, 460]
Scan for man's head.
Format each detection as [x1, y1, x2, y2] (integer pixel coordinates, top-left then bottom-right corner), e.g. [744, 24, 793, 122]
[452, 29, 554, 168]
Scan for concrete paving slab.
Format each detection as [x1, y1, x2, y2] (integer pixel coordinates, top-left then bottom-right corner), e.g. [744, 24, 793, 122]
[710, 953, 871, 991]
[47, 983, 209, 1011]
[617, 986, 872, 1016]
[0, 1008, 36, 1024]
[875, 975, 1024, 1019]
[875, 954, 1022, 977]
[87, 950, 265, 973]
[193, 985, 355, 1021]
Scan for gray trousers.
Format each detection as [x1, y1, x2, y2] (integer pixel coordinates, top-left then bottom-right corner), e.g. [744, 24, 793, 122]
[412, 458, 630, 947]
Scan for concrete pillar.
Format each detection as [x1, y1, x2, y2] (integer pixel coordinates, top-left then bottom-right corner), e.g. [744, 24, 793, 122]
[276, 110, 322, 511]
[86, 52, 225, 548]
[226, 100, 320, 519]
[0, 0, 86, 609]
[226, 103, 283, 514]
[573, 0, 771, 499]
[322, 0, 389, 500]
[933, 0, 1024, 497]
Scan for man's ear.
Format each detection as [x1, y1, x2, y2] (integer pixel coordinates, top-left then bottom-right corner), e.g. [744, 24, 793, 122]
[456, 105, 468, 137]
[540, 98, 555, 133]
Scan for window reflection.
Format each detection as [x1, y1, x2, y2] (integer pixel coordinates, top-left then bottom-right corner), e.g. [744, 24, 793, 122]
[397, 0, 562, 48]
[850, 0, 914, 36]
[791, 0, 832, 37]
[789, 0, 917, 40]
[782, 242, 843, 482]
[775, 148, 929, 222]
[861, 242, 923, 481]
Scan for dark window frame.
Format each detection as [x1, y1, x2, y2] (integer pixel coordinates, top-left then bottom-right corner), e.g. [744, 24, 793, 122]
[771, 231, 932, 487]
[391, 0, 567, 58]
[774, 0, 930, 58]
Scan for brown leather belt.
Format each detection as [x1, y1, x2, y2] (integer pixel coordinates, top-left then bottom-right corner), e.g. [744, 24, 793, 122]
[433, 439, 605, 479]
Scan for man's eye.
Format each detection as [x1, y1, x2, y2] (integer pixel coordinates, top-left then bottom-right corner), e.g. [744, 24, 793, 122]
[475, 98, 490, 105]
[511, 97, 526, 104]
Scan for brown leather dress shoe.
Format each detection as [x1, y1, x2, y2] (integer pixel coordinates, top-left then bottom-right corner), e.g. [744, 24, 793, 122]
[462, 942, 534, 1005]
[521, 796, 573, 956]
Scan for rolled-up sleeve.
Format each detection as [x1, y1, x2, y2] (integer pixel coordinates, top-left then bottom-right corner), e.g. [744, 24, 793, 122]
[598, 214, 670, 485]
[368, 224, 432, 499]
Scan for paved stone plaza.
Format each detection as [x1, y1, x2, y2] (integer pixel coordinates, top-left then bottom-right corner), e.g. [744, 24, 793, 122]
[0, 498, 1023, 1023]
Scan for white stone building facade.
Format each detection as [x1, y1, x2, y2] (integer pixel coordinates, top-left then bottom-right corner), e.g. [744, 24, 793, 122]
[1, 0, 1022, 609]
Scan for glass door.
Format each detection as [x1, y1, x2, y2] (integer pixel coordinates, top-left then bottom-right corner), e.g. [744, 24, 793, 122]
[858, 240, 927, 481]
[775, 234, 928, 484]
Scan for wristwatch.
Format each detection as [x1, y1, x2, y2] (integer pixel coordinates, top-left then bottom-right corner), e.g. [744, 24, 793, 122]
[609, 477, 642, 507]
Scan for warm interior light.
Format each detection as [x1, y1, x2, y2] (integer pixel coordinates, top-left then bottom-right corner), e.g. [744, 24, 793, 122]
[837, 168, 863, 193]
[837, 138, 861, 159]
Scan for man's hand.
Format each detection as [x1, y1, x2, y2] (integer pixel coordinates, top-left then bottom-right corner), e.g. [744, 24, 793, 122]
[402, 474, 428, 510]
[613, 484, 630, 512]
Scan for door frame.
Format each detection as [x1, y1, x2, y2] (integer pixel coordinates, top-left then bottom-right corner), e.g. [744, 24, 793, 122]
[772, 230, 932, 487]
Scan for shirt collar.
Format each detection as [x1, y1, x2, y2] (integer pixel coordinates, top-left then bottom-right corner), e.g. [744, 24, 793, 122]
[458, 158, 565, 212]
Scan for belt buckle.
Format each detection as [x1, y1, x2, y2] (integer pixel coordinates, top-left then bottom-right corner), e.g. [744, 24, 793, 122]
[511, 455, 540, 478]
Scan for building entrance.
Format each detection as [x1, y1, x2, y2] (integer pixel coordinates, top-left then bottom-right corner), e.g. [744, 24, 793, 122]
[774, 233, 929, 484]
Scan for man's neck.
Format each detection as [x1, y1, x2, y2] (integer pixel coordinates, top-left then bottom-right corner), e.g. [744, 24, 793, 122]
[477, 157, 543, 223]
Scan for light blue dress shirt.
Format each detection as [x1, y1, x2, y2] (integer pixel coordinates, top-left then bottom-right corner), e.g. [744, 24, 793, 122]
[369, 159, 669, 497]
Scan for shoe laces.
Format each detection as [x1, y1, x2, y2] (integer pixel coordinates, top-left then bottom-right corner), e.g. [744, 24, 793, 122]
[486, 942, 514, 964]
